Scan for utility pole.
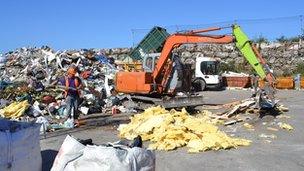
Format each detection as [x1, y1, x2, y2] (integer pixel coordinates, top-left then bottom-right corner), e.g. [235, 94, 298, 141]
[300, 15, 303, 44]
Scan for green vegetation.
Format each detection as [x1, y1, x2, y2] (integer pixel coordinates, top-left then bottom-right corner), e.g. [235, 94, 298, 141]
[293, 62, 304, 75]
[220, 61, 237, 73]
[220, 61, 254, 74]
[276, 36, 288, 43]
[276, 36, 301, 43]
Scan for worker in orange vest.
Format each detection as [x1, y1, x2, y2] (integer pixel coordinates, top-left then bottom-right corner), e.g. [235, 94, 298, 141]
[65, 66, 82, 121]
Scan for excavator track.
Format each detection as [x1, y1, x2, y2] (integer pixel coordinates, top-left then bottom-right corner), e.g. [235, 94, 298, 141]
[129, 94, 204, 109]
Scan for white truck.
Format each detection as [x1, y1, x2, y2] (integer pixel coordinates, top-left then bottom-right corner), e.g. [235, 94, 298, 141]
[192, 56, 222, 91]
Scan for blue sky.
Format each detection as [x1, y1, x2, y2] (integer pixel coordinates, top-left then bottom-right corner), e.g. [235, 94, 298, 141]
[0, 0, 303, 53]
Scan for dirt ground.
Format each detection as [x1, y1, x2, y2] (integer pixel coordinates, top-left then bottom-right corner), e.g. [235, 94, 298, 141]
[41, 90, 304, 171]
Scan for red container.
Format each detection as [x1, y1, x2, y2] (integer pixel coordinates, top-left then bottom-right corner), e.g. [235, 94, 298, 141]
[276, 77, 294, 89]
[223, 76, 251, 88]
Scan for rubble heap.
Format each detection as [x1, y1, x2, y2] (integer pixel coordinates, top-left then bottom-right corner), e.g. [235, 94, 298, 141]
[0, 46, 124, 130]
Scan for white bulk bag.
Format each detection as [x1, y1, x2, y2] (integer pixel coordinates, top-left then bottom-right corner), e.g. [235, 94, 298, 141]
[51, 135, 155, 171]
[0, 119, 42, 171]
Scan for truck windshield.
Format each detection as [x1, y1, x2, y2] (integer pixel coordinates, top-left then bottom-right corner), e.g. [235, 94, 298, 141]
[200, 61, 219, 75]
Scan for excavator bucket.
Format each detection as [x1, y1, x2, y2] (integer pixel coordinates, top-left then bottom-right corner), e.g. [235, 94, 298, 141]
[233, 25, 267, 79]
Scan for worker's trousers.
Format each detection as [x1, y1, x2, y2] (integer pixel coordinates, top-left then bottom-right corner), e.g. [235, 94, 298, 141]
[65, 95, 79, 119]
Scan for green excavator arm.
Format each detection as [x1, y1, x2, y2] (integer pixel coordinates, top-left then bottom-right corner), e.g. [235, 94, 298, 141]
[233, 25, 267, 79]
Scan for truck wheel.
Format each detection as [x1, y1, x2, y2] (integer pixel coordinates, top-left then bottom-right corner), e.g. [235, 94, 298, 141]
[193, 79, 206, 91]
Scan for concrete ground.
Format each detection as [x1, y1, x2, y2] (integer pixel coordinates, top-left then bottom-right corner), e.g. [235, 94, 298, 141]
[41, 90, 304, 171]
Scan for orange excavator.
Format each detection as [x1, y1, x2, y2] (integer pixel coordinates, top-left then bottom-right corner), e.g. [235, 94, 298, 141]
[115, 25, 276, 108]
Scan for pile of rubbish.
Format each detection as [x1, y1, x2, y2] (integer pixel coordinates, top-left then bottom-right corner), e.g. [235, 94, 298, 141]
[0, 46, 126, 131]
[119, 106, 251, 153]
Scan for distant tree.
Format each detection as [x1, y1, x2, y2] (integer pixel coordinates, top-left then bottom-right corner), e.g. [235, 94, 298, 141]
[220, 61, 237, 73]
[276, 36, 288, 43]
[288, 36, 300, 42]
[254, 35, 269, 44]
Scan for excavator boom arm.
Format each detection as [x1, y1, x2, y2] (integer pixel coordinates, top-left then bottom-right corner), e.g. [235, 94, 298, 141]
[232, 25, 275, 86]
[153, 34, 234, 80]
[153, 25, 275, 87]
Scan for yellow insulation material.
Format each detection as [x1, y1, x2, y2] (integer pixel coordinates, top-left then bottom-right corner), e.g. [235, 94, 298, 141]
[278, 122, 293, 131]
[119, 106, 251, 153]
[243, 123, 254, 131]
[0, 100, 30, 119]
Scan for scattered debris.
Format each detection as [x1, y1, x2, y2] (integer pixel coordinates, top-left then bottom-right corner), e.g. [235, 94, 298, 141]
[243, 123, 254, 131]
[264, 140, 272, 143]
[224, 119, 242, 126]
[276, 105, 289, 112]
[224, 99, 256, 117]
[278, 122, 294, 131]
[276, 114, 291, 119]
[267, 127, 279, 131]
[259, 133, 277, 139]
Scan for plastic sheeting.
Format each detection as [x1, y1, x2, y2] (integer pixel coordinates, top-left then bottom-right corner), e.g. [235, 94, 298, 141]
[51, 135, 155, 171]
[119, 106, 251, 153]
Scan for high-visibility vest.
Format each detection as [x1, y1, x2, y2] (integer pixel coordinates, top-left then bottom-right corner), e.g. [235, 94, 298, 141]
[65, 77, 80, 97]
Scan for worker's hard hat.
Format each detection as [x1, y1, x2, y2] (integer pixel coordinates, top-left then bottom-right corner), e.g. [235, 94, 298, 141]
[67, 67, 77, 76]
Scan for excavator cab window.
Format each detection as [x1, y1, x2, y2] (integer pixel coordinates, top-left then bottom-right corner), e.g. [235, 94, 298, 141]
[146, 57, 153, 70]
[143, 56, 157, 72]
[200, 61, 219, 75]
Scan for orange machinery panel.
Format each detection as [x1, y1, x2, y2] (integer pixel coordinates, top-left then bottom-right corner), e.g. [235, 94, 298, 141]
[115, 71, 153, 94]
[276, 77, 294, 89]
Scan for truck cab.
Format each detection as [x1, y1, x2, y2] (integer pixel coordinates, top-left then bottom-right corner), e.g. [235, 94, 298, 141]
[193, 57, 222, 91]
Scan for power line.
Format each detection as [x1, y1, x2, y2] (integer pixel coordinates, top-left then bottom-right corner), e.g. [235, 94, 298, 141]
[132, 15, 302, 32]
[131, 15, 304, 45]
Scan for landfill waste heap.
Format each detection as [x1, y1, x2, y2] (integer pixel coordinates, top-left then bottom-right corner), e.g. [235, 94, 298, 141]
[0, 46, 128, 131]
[119, 106, 251, 153]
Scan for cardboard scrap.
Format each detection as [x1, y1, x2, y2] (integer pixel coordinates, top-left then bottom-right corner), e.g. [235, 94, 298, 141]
[119, 106, 251, 153]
